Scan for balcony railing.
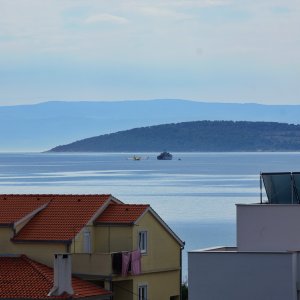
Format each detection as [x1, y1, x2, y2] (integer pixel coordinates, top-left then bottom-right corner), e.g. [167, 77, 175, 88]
[72, 253, 113, 276]
[72, 251, 142, 277]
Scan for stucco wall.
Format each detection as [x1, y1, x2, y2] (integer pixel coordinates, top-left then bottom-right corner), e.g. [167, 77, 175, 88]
[0, 227, 66, 267]
[113, 280, 133, 300]
[93, 211, 181, 273]
[132, 271, 180, 300]
[94, 226, 133, 253]
[72, 223, 132, 254]
[71, 225, 95, 253]
[0, 227, 14, 253]
[133, 212, 181, 273]
[237, 204, 300, 251]
[113, 271, 180, 300]
[92, 212, 181, 299]
[189, 250, 297, 300]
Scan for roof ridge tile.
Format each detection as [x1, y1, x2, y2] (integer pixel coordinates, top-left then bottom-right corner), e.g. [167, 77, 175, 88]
[10, 194, 111, 242]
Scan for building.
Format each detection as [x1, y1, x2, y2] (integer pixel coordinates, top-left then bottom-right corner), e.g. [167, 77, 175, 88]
[189, 172, 300, 300]
[0, 194, 184, 300]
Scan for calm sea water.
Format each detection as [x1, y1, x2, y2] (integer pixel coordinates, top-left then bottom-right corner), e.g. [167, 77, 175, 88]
[1, 152, 300, 279]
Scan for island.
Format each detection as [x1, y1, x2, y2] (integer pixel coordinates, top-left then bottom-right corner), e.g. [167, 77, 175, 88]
[48, 120, 300, 152]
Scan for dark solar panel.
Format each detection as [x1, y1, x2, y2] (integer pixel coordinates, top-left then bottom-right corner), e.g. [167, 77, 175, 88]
[261, 172, 300, 204]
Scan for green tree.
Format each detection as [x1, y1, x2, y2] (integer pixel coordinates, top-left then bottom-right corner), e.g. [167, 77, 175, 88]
[182, 281, 188, 300]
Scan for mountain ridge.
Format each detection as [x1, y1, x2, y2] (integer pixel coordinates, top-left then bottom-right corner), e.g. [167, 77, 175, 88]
[1, 99, 300, 151]
[49, 120, 300, 152]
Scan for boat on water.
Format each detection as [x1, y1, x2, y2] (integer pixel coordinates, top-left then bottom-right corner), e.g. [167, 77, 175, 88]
[128, 155, 141, 160]
[157, 151, 173, 160]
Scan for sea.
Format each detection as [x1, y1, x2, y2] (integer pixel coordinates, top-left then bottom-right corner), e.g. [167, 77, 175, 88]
[1, 152, 300, 280]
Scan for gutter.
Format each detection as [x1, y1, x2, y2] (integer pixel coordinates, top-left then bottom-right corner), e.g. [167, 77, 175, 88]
[0, 223, 14, 228]
[94, 223, 134, 227]
[11, 239, 72, 244]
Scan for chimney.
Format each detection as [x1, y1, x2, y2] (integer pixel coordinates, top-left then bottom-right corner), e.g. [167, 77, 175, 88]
[48, 253, 74, 296]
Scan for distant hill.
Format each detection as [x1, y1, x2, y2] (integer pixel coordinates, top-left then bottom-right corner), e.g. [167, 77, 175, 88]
[49, 121, 300, 152]
[2, 99, 300, 151]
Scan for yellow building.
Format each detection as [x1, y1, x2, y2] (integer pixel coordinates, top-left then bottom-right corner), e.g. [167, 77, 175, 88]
[0, 194, 184, 300]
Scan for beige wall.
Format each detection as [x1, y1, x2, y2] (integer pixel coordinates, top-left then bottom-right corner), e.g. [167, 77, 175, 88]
[93, 226, 133, 253]
[91, 212, 181, 272]
[0, 227, 66, 267]
[112, 271, 180, 300]
[0, 227, 14, 253]
[72, 253, 112, 276]
[111, 212, 182, 300]
[132, 271, 180, 300]
[71, 225, 95, 253]
[12, 243, 66, 266]
[133, 212, 181, 273]
[113, 280, 133, 300]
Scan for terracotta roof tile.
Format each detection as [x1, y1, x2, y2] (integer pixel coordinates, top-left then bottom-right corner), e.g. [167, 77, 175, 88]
[95, 204, 149, 224]
[4, 194, 111, 242]
[0, 255, 111, 299]
[0, 195, 49, 225]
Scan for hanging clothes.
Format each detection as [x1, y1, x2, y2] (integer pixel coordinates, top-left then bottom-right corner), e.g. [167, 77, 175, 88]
[131, 249, 141, 275]
[122, 252, 131, 276]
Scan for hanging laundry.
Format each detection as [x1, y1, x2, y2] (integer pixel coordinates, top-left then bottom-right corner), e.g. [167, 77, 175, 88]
[122, 252, 131, 276]
[131, 249, 141, 275]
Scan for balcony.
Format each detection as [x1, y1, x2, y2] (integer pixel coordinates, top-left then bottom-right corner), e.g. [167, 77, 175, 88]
[72, 252, 133, 278]
[72, 253, 113, 277]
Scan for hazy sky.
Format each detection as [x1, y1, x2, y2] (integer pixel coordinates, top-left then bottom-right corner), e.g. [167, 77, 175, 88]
[0, 0, 299, 105]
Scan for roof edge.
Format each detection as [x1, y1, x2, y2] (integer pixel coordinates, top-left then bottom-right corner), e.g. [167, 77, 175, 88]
[134, 206, 151, 225]
[0, 223, 14, 228]
[11, 238, 71, 244]
[73, 195, 120, 240]
[13, 202, 50, 230]
[109, 195, 123, 204]
[137, 207, 185, 247]
[94, 203, 150, 225]
[94, 222, 134, 227]
[86, 196, 116, 226]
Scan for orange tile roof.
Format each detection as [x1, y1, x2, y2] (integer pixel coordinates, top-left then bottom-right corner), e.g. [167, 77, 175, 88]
[95, 203, 149, 224]
[6, 194, 111, 242]
[0, 195, 49, 225]
[0, 255, 111, 299]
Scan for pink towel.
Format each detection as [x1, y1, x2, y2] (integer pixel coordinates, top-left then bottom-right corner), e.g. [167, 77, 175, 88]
[122, 252, 131, 276]
[131, 249, 141, 275]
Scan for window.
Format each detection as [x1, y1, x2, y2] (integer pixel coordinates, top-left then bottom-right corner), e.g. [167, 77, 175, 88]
[138, 231, 147, 254]
[138, 284, 148, 300]
[83, 229, 91, 253]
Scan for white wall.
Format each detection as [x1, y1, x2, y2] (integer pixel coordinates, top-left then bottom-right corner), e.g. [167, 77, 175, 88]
[237, 204, 300, 251]
[188, 250, 297, 300]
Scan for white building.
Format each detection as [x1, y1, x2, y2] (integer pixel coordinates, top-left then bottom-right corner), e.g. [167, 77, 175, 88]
[189, 172, 300, 300]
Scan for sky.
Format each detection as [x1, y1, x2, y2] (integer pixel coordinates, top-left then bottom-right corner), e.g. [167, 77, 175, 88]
[0, 0, 299, 106]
